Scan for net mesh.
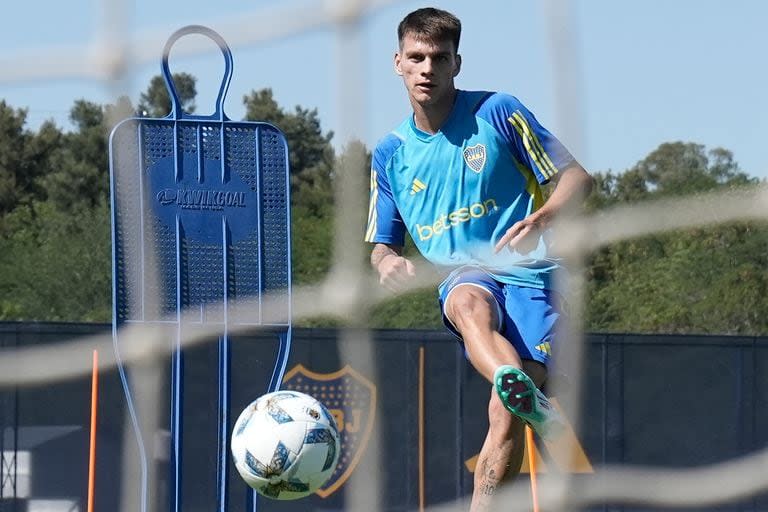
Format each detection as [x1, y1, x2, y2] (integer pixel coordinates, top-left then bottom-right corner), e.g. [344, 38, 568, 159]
[1, 0, 767, 511]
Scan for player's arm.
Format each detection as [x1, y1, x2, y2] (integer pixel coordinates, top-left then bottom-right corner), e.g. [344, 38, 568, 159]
[494, 163, 593, 253]
[371, 243, 416, 292]
[480, 95, 593, 253]
[366, 135, 413, 290]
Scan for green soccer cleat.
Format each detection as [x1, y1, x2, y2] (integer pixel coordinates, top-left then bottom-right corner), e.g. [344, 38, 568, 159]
[494, 365, 565, 441]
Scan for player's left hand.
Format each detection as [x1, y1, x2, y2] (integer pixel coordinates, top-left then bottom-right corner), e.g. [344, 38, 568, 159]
[494, 216, 543, 254]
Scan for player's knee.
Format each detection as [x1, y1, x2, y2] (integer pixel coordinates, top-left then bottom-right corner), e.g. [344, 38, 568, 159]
[446, 287, 497, 332]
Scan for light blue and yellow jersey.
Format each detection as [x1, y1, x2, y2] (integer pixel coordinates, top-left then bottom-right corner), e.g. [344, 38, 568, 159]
[365, 90, 575, 290]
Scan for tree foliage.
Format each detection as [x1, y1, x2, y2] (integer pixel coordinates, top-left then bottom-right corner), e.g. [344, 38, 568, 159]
[0, 201, 111, 321]
[0, 102, 48, 217]
[0, 78, 765, 335]
[39, 100, 111, 210]
[584, 142, 766, 334]
[0, 79, 342, 321]
[243, 88, 335, 215]
[241, 88, 337, 289]
[137, 72, 197, 118]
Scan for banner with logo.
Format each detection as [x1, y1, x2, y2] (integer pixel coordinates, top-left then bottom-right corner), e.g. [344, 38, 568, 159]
[2, 324, 767, 511]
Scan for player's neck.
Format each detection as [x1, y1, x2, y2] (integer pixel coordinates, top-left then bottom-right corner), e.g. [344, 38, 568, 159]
[411, 89, 458, 135]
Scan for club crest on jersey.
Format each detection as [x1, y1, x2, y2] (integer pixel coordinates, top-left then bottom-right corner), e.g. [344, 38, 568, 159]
[282, 364, 377, 498]
[463, 144, 487, 173]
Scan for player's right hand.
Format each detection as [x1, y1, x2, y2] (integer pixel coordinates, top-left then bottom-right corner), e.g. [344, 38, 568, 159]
[376, 254, 416, 292]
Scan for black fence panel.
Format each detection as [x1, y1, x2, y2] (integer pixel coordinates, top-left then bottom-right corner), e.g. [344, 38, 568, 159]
[0, 323, 766, 512]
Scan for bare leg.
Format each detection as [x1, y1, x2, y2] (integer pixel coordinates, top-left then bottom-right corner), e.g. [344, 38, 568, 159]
[443, 285, 523, 382]
[469, 360, 547, 512]
[471, 389, 525, 512]
[444, 285, 547, 511]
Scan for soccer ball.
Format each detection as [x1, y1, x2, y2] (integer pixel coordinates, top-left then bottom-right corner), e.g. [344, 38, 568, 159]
[230, 390, 340, 500]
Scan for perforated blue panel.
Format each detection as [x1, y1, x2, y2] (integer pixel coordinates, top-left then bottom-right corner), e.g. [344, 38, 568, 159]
[111, 120, 290, 325]
[109, 25, 292, 512]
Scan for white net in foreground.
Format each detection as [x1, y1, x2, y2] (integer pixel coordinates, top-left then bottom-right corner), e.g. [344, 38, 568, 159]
[0, 0, 767, 511]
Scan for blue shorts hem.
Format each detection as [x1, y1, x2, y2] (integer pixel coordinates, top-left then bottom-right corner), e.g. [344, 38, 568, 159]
[437, 266, 560, 367]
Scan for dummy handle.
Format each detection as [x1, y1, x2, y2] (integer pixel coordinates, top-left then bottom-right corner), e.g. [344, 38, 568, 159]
[161, 25, 233, 121]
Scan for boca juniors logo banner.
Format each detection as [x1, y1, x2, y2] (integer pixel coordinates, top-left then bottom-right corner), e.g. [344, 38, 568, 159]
[282, 364, 377, 497]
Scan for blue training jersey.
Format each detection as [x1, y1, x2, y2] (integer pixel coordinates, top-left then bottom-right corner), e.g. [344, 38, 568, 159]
[365, 90, 575, 290]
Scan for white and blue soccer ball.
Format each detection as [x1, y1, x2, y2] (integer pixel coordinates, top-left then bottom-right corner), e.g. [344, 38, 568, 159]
[230, 390, 340, 500]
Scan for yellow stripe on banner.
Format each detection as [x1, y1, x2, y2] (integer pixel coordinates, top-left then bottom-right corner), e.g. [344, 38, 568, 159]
[464, 444, 550, 474]
[509, 112, 559, 179]
[465, 397, 594, 474]
[365, 170, 378, 242]
[542, 398, 594, 473]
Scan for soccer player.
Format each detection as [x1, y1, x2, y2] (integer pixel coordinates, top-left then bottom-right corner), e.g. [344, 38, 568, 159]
[364, 7, 594, 511]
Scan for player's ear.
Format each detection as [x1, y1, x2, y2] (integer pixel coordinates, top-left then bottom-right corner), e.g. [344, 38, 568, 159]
[453, 53, 462, 77]
[394, 52, 403, 76]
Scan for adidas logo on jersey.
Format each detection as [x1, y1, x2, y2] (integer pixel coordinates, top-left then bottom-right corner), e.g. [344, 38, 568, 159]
[410, 178, 427, 195]
[535, 341, 552, 356]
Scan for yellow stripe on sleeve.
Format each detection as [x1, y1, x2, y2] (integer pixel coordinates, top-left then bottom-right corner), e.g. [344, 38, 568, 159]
[510, 111, 558, 178]
[364, 169, 379, 242]
[514, 111, 559, 178]
[366, 169, 377, 225]
[512, 157, 545, 212]
[508, 115, 551, 179]
[509, 111, 559, 179]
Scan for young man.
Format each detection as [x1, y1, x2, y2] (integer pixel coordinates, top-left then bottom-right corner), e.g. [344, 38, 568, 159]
[365, 7, 593, 510]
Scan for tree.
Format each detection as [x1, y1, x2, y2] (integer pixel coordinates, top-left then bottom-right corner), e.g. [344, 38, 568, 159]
[0, 101, 53, 218]
[628, 142, 753, 196]
[587, 142, 756, 211]
[585, 222, 768, 334]
[0, 200, 111, 321]
[0, 80, 342, 321]
[242, 88, 335, 215]
[241, 88, 337, 298]
[290, 138, 359, 288]
[583, 141, 766, 335]
[138, 72, 197, 118]
[37, 100, 112, 210]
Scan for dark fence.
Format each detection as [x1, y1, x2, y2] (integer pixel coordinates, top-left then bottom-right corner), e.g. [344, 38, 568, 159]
[1, 322, 766, 512]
